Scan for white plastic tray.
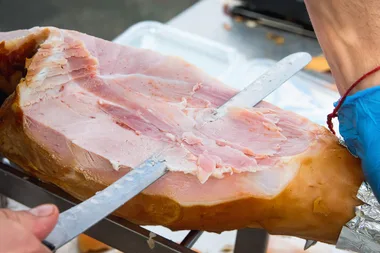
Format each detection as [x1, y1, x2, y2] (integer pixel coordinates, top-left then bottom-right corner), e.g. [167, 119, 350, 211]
[114, 21, 242, 83]
[113, 21, 344, 253]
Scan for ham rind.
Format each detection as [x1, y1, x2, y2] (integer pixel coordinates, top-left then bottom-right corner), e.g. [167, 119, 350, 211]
[0, 27, 364, 244]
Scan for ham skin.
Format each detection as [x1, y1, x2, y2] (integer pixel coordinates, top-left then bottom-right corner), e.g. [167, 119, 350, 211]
[0, 27, 364, 244]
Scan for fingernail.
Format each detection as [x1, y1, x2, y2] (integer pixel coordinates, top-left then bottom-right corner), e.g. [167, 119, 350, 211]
[29, 204, 54, 217]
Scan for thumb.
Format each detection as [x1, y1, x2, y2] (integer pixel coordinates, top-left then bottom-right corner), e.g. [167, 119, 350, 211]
[0, 204, 59, 241]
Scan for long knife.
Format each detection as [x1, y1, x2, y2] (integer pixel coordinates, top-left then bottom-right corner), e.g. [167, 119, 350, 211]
[42, 52, 312, 251]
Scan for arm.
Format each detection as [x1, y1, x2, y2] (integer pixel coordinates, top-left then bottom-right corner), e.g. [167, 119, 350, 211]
[304, 2, 380, 250]
[304, 1, 380, 200]
[304, 0, 380, 95]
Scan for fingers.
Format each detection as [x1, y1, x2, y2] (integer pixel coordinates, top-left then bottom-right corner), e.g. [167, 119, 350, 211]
[0, 218, 52, 253]
[28, 204, 59, 240]
[0, 204, 59, 240]
[362, 156, 380, 201]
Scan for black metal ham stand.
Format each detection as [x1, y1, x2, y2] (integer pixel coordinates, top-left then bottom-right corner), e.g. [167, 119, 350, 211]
[0, 161, 268, 253]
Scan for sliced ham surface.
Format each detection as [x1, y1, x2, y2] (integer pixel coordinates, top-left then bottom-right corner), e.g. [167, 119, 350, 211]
[0, 27, 364, 244]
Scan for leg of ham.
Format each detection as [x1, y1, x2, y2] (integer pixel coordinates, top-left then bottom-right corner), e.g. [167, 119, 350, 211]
[0, 27, 363, 244]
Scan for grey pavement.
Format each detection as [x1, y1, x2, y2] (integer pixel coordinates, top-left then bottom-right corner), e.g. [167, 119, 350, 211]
[0, 0, 197, 40]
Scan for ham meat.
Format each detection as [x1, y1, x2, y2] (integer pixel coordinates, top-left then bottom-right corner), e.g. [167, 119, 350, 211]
[0, 27, 364, 244]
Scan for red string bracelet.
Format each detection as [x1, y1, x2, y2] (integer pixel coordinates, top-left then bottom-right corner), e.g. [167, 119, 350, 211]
[327, 66, 380, 135]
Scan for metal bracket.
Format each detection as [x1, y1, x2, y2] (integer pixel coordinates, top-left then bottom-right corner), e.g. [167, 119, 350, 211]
[304, 240, 317, 250]
[234, 228, 268, 253]
[0, 193, 7, 208]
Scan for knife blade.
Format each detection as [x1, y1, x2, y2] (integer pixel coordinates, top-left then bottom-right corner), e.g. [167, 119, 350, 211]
[42, 157, 168, 251]
[42, 52, 312, 251]
[210, 52, 312, 120]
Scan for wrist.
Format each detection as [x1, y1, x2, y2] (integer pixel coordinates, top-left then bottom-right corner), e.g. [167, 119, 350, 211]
[335, 86, 380, 159]
[353, 70, 380, 93]
[326, 46, 380, 95]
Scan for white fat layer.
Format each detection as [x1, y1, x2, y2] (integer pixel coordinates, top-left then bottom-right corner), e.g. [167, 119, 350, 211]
[110, 160, 120, 171]
[19, 30, 66, 106]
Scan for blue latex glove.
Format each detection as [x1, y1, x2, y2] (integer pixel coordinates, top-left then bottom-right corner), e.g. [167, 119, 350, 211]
[335, 86, 380, 201]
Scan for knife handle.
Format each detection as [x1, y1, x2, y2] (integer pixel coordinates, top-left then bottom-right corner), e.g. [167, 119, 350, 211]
[42, 240, 56, 252]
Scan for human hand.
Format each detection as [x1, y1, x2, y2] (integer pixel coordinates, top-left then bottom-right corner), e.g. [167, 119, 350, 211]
[336, 86, 380, 201]
[0, 204, 59, 253]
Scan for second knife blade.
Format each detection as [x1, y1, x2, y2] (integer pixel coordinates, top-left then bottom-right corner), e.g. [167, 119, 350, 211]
[211, 52, 312, 120]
